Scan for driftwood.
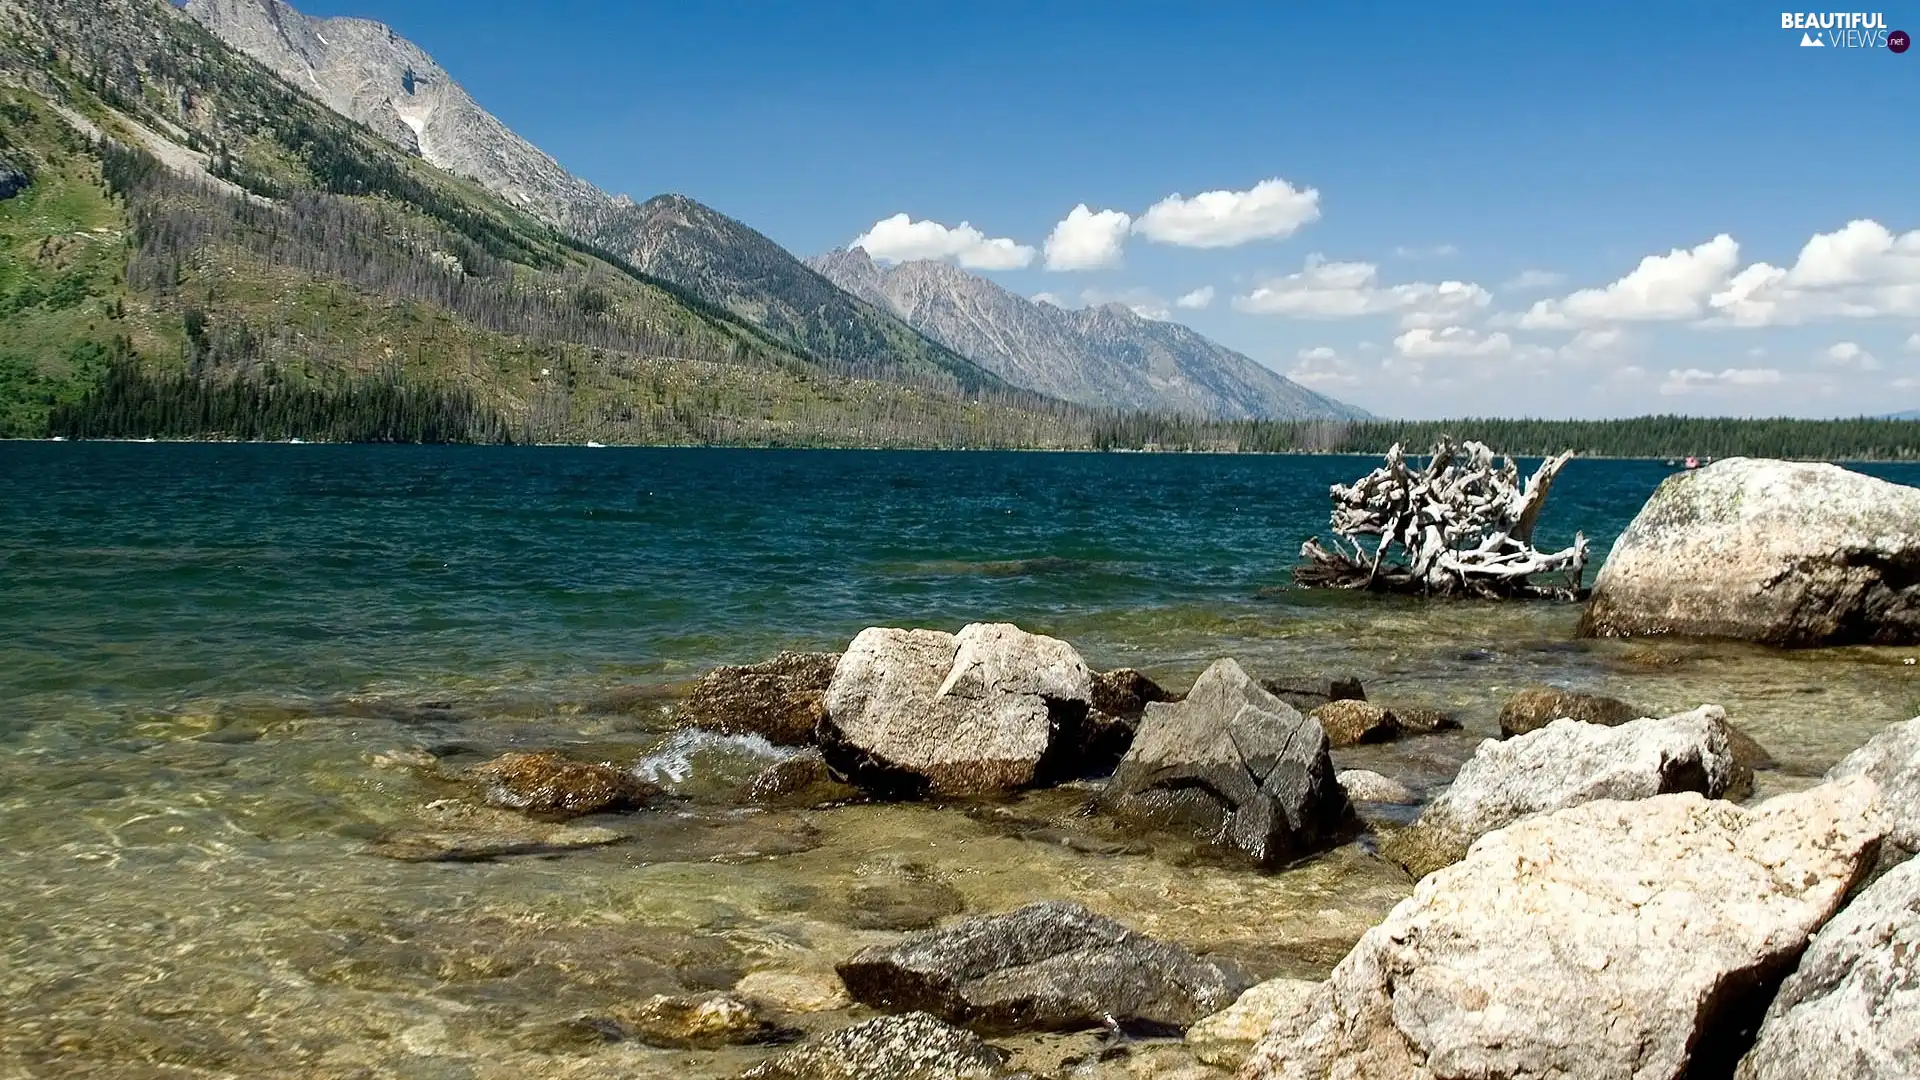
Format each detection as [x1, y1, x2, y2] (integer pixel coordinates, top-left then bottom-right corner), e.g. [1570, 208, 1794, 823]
[1295, 439, 1589, 600]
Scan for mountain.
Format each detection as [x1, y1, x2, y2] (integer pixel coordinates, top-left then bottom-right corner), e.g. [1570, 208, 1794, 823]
[810, 248, 1368, 420]
[0, 0, 1079, 444]
[179, 0, 996, 391]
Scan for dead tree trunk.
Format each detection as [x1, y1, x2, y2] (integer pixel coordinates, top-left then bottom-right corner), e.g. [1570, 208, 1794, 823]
[1295, 439, 1589, 600]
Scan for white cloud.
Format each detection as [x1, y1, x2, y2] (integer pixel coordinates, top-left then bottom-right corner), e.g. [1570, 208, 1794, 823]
[1175, 285, 1216, 310]
[1520, 235, 1741, 329]
[1503, 269, 1566, 292]
[1393, 326, 1512, 357]
[1044, 205, 1132, 271]
[1134, 178, 1321, 249]
[1658, 367, 1784, 395]
[1395, 244, 1459, 259]
[1708, 220, 1920, 326]
[851, 213, 1034, 270]
[1233, 256, 1492, 328]
[1288, 346, 1364, 388]
[1821, 341, 1882, 371]
[1908, 332, 1920, 352]
[1032, 292, 1064, 307]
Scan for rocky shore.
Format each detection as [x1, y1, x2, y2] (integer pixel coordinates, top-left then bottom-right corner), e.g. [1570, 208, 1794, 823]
[358, 457, 1920, 1079]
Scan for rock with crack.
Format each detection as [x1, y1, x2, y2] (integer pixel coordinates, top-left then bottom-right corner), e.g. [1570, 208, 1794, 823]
[738, 1011, 1012, 1080]
[674, 651, 840, 747]
[820, 624, 1093, 796]
[1579, 457, 1920, 647]
[1735, 856, 1920, 1079]
[1103, 658, 1352, 867]
[1243, 779, 1887, 1080]
[1381, 706, 1740, 879]
[836, 900, 1252, 1036]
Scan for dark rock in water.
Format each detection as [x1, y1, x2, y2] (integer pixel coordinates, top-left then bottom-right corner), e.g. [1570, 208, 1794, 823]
[1104, 658, 1352, 868]
[836, 900, 1252, 1036]
[467, 751, 657, 818]
[674, 652, 840, 747]
[1260, 672, 1366, 714]
[739, 1011, 1012, 1080]
[844, 859, 966, 931]
[1070, 668, 1179, 777]
[1308, 699, 1401, 747]
[1735, 857, 1920, 1080]
[820, 623, 1093, 797]
[1387, 703, 1462, 734]
[740, 748, 862, 806]
[1090, 668, 1177, 717]
[1579, 457, 1920, 647]
[590, 991, 788, 1049]
[368, 799, 625, 862]
[1498, 685, 1644, 738]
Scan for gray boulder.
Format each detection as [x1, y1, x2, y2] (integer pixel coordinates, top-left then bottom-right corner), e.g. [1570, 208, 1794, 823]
[674, 651, 839, 746]
[835, 900, 1252, 1036]
[1382, 706, 1739, 878]
[1579, 457, 1920, 647]
[1825, 717, 1920, 867]
[1736, 857, 1920, 1080]
[820, 624, 1093, 796]
[1244, 779, 1887, 1080]
[739, 1011, 1010, 1080]
[1103, 658, 1352, 868]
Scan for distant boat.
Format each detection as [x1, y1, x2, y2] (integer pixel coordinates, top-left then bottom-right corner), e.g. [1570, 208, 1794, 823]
[1664, 458, 1678, 467]
[585, 440, 607, 448]
[50, 436, 66, 442]
[288, 438, 306, 445]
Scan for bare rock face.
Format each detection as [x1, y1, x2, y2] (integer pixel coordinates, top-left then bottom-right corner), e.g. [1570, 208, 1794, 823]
[466, 751, 657, 818]
[836, 901, 1252, 1036]
[675, 651, 839, 746]
[1735, 857, 1920, 1080]
[1382, 707, 1739, 879]
[1579, 457, 1920, 647]
[1308, 700, 1401, 747]
[1244, 780, 1887, 1080]
[1824, 717, 1920, 867]
[739, 1011, 1011, 1080]
[1103, 658, 1352, 868]
[820, 624, 1093, 797]
[1497, 685, 1643, 738]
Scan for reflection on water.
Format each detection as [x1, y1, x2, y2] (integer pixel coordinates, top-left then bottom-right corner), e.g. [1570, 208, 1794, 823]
[2, 445, 1918, 1078]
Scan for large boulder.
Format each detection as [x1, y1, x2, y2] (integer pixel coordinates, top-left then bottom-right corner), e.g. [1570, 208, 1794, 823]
[1736, 857, 1920, 1080]
[1497, 685, 1642, 738]
[739, 1012, 1010, 1080]
[1825, 717, 1920, 867]
[1578, 458, 1920, 647]
[820, 624, 1093, 796]
[836, 900, 1252, 1036]
[1102, 658, 1352, 868]
[674, 651, 840, 746]
[1382, 706, 1740, 878]
[1244, 779, 1887, 1080]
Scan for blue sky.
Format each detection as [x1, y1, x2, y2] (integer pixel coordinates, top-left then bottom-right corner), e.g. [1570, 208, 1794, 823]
[297, 0, 1918, 419]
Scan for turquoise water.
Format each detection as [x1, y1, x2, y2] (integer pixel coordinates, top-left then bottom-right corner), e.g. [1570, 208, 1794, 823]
[3, 445, 1919, 1080]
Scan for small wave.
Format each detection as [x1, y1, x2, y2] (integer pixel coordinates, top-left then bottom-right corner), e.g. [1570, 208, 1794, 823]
[633, 729, 794, 792]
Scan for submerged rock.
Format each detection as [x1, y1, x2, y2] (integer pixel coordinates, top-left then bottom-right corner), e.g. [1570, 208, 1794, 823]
[739, 1012, 1011, 1080]
[1103, 658, 1352, 868]
[733, 969, 852, 1014]
[1260, 673, 1366, 714]
[367, 799, 624, 862]
[674, 651, 839, 747]
[740, 747, 862, 807]
[843, 858, 966, 931]
[1736, 857, 1920, 1080]
[466, 750, 657, 818]
[1384, 703, 1461, 734]
[1308, 700, 1401, 747]
[1497, 685, 1643, 738]
[1825, 717, 1920, 868]
[596, 991, 786, 1049]
[1185, 977, 1317, 1069]
[820, 623, 1093, 796]
[1382, 706, 1740, 878]
[1244, 780, 1887, 1080]
[1578, 457, 1920, 647]
[836, 900, 1252, 1036]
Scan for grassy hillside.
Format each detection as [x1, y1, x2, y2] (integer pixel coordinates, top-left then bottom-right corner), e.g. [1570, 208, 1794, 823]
[0, 0, 1086, 445]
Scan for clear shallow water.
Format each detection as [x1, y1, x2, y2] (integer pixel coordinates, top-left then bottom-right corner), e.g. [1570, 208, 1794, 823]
[3, 444, 1919, 1079]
